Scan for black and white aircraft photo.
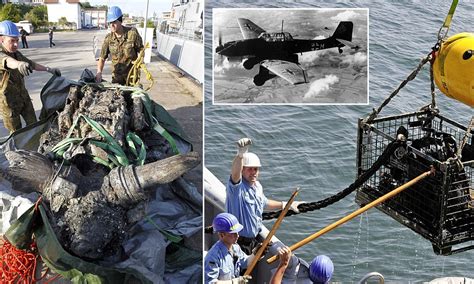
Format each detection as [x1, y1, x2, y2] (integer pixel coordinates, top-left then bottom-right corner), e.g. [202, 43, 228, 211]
[216, 19, 357, 86]
[213, 9, 368, 104]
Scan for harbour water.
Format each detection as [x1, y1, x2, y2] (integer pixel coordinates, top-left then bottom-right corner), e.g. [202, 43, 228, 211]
[204, 0, 473, 282]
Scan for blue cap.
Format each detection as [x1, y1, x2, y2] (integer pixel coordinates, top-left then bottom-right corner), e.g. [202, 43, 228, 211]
[0, 20, 20, 37]
[107, 6, 123, 23]
[309, 255, 334, 283]
[213, 213, 243, 233]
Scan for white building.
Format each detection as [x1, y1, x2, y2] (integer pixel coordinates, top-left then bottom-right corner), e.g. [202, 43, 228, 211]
[44, 0, 81, 30]
[170, 0, 203, 39]
[82, 8, 107, 28]
[7, 0, 34, 3]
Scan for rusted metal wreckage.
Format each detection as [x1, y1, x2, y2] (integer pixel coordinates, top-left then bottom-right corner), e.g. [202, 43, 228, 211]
[2, 82, 200, 262]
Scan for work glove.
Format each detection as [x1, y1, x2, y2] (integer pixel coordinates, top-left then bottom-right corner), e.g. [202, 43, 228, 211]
[236, 138, 252, 157]
[281, 200, 305, 213]
[231, 275, 252, 283]
[47, 67, 61, 77]
[18, 61, 32, 76]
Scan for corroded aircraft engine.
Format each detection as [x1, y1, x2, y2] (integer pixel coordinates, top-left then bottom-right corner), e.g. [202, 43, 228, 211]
[1, 85, 200, 259]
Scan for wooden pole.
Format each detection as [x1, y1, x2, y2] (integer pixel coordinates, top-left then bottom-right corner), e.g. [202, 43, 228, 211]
[244, 188, 300, 276]
[267, 168, 434, 264]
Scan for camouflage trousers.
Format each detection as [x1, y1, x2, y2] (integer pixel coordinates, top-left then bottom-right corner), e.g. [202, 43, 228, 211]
[0, 92, 37, 133]
[111, 63, 134, 86]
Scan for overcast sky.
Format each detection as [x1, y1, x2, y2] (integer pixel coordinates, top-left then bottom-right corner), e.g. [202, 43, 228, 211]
[87, 0, 172, 18]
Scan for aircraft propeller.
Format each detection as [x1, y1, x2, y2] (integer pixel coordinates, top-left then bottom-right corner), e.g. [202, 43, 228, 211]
[216, 31, 224, 54]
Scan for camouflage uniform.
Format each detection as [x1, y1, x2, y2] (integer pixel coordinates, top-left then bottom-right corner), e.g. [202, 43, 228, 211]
[0, 46, 37, 133]
[100, 26, 144, 85]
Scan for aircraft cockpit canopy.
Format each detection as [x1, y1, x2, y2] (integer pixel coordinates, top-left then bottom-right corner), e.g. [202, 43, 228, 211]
[258, 32, 293, 42]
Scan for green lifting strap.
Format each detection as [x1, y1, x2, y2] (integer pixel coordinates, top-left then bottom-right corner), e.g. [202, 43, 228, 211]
[438, 0, 458, 40]
[131, 91, 180, 155]
[126, 132, 147, 166]
[92, 82, 181, 154]
[144, 215, 183, 244]
[52, 115, 148, 169]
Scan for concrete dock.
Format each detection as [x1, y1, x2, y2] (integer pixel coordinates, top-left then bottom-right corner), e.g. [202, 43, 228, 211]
[0, 30, 203, 191]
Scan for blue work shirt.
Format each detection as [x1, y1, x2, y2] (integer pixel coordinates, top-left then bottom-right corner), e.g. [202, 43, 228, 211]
[204, 240, 248, 283]
[226, 177, 268, 238]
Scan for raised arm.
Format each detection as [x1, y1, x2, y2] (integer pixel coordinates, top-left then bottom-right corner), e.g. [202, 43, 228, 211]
[231, 138, 252, 184]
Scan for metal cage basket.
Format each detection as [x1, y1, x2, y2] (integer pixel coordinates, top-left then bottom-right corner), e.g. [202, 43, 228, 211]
[355, 110, 474, 255]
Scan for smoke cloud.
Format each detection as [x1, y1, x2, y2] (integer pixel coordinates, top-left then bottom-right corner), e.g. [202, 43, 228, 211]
[331, 11, 359, 22]
[304, 74, 339, 100]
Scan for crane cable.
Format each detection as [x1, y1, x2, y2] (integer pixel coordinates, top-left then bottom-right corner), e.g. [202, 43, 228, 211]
[365, 0, 458, 125]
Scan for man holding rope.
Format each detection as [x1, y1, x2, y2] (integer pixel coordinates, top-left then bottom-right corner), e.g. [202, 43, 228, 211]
[95, 6, 143, 85]
[227, 138, 304, 254]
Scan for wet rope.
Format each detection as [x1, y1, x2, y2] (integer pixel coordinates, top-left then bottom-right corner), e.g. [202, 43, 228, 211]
[205, 140, 403, 232]
[262, 140, 402, 220]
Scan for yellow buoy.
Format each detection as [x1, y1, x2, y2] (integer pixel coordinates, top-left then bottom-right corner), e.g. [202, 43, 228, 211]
[433, 32, 474, 107]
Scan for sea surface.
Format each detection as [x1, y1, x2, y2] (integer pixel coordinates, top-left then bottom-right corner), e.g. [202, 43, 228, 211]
[204, 0, 473, 282]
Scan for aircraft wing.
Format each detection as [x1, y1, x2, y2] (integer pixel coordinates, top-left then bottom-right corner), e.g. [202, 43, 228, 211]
[261, 60, 308, 85]
[237, 18, 266, 39]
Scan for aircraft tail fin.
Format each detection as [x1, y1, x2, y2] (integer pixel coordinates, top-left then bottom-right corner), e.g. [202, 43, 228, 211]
[332, 21, 353, 42]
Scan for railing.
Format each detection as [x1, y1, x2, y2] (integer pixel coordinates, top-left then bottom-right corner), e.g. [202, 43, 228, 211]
[162, 28, 202, 42]
[160, 20, 202, 42]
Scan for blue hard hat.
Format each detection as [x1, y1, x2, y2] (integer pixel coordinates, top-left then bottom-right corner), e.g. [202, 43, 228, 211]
[213, 213, 243, 233]
[107, 6, 123, 23]
[309, 255, 334, 284]
[0, 20, 20, 37]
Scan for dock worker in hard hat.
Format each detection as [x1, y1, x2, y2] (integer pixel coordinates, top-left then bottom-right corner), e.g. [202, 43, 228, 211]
[308, 255, 334, 284]
[205, 213, 253, 283]
[0, 20, 61, 133]
[270, 248, 334, 284]
[228, 138, 305, 254]
[96, 6, 144, 86]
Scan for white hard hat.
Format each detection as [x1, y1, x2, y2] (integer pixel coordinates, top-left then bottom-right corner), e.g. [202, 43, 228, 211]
[243, 152, 261, 167]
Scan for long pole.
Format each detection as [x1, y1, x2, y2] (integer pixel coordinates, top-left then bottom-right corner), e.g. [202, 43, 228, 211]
[267, 168, 434, 264]
[244, 188, 300, 276]
[143, 0, 150, 45]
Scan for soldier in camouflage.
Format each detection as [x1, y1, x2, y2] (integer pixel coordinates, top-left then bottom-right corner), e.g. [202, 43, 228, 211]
[96, 6, 144, 86]
[0, 20, 61, 133]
